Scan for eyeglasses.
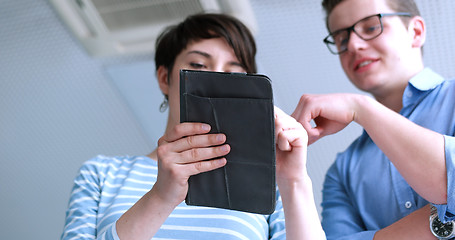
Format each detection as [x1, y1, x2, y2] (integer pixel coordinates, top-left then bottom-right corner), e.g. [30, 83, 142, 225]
[323, 12, 412, 55]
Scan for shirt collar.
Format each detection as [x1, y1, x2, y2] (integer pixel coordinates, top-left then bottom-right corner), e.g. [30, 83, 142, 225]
[401, 68, 445, 112]
[408, 67, 444, 91]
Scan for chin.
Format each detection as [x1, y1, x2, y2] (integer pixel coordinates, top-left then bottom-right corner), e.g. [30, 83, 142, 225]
[351, 79, 380, 93]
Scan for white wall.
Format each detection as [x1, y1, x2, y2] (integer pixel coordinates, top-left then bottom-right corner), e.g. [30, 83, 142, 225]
[0, 0, 454, 239]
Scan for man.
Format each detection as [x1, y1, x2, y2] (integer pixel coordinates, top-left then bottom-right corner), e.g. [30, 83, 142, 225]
[292, 0, 455, 239]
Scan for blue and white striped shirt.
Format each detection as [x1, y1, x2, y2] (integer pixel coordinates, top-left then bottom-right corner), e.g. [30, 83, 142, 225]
[61, 155, 286, 240]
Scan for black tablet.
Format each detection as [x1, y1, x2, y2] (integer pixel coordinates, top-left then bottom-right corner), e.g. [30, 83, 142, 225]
[180, 69, 276, 214]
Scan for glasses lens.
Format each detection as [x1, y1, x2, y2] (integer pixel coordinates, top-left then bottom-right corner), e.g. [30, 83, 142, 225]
[332, 30, 349, 53]
[354, 15, 383, 40]
[325, 30, 348, 54]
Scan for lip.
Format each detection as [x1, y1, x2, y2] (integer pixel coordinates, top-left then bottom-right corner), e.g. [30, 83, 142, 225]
[353, 57, 379, 72]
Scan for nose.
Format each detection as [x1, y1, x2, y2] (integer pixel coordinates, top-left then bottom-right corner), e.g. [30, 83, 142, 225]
[212, 64, 228, 73]
[214, 66, 225, 72]
[346, 31, 368, 53]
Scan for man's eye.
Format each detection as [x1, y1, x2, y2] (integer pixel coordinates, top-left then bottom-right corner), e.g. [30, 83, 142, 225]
[332, 31, 345, 42]
[189, 63, 206, 69]
[364, 25, 381, 34]
[334, 34, 348, 46]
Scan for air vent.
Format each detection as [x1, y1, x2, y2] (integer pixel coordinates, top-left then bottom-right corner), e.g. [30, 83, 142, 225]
[50, 0, 257, 57]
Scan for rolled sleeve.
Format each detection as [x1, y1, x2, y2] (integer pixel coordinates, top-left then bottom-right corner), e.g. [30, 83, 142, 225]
[435, 135, 455, 222]
[321, 163, 378, 240]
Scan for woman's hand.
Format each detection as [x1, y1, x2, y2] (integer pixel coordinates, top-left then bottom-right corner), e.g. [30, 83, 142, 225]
[274, 106, 326, 240]
[153, 122, 230, 206]
[275, 106, 309, 184]
[117, 123, 229, 240]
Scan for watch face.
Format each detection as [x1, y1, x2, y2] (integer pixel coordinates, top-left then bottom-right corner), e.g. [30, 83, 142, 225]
[432, 217, 454, 238]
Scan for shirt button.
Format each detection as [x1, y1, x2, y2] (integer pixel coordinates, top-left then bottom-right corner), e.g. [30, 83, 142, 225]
[405, 201, 412, 209]
[406, 91, 413, 98]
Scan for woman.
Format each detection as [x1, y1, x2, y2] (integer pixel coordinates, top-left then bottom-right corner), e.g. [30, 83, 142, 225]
[61, 13, 325, 240]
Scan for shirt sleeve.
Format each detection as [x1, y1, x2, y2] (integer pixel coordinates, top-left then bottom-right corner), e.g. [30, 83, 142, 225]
[435, 135, 455, 222]
[60, 158, 116, 240]
[268, 187, 286, 239]
[321, 162, 377, 240]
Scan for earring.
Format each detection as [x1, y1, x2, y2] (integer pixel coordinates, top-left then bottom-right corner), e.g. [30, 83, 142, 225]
[159, 96, 168, 112]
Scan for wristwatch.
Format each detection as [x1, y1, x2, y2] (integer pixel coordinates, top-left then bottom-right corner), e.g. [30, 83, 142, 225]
[430, 205, 455, 239]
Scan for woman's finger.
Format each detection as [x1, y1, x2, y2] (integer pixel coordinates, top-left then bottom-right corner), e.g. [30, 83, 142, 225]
[159, 122, 211, 145]
[277, 128, 308, 151]
[185, 157, 228, 176]
[172, 133, 226, 153]
[179, 143, 231, 164]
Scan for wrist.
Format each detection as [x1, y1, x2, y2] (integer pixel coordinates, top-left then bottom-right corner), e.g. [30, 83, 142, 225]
[351, 94, 374, 124]
[149, 185, 182, 209]
[277, 173, 313, 197]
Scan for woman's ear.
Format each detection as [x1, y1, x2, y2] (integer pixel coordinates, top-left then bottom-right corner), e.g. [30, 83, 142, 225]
[409, 16, 426, 48]
[157, 65, 170, 95]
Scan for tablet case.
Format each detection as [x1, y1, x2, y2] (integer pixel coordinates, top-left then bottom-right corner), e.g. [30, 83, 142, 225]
[180, 69, 276, 214]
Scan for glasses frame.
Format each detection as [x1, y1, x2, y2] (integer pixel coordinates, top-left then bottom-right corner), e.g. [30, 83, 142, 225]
[323, 12, 412, 55]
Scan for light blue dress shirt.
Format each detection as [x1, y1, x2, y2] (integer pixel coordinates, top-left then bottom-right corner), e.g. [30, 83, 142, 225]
[321, 68, 455, 240]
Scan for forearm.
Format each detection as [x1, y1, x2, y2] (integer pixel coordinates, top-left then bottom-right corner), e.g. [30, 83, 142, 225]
[278, 174, 326, 240]
[374, 204, 435, 240]
[116, 187, 177, 240]
[354, 96, 446, 204]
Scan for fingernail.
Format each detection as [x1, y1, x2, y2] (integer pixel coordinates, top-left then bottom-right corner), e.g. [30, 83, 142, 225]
[216, 134, 224, 142]
[218, 158, 227, 165]
[201, 124, 210, 131]
[221, 144, 229, 152]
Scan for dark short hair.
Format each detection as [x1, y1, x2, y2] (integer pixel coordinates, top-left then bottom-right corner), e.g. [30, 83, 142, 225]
[154, 13, 257, 74]
[321, 0, 421, 31]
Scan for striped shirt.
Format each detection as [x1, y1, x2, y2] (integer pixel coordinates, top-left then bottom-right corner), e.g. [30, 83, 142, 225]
[61, 155, 286, 239]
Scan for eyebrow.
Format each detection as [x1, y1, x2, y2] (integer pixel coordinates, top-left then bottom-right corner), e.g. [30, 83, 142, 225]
[186, 50, 244, 68]
[187, 50, 210, 58]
